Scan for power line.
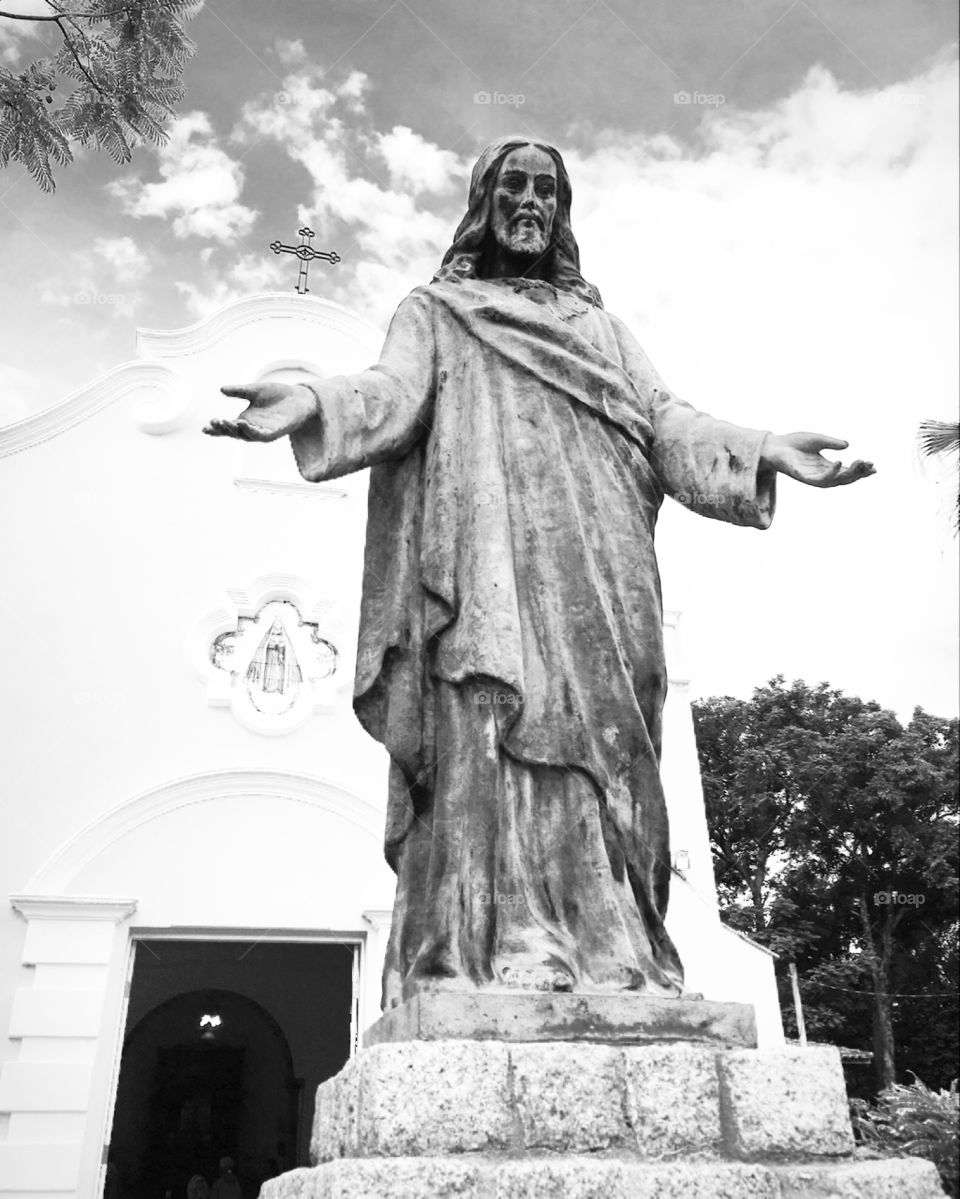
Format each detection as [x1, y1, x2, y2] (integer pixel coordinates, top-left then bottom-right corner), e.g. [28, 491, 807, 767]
[801, 981, 959, 1000]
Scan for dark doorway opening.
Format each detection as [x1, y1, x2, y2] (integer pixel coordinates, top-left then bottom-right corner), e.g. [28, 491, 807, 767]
[105, 939, 355, 1199]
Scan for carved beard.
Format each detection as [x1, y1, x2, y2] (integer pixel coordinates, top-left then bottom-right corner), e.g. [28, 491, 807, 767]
[503, 215, 549, 258]
[491, 207, 553, 264]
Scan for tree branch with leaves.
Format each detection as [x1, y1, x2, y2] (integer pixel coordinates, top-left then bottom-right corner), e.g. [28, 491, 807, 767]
[0, 0, 196, 191]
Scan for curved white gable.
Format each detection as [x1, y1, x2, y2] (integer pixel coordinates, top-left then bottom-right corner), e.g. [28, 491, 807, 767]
[136, 292, 384, 359]
[0, 361, 182, 458]
[0, 293, 386, 459]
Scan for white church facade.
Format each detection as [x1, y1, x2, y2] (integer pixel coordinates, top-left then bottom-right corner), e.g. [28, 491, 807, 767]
[0, 293, 782, 1198]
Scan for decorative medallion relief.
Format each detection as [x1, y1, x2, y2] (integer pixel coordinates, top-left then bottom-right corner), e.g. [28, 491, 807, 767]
[211, 600, 338, 715]
[191, 575, 346, 734]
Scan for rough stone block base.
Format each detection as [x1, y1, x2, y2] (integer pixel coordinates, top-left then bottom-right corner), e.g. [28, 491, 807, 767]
[311, 1042, 853, 1162]
[261, 1156, 943, 1198]
[311, 1040, 725, 1161]
[261, 1036, 943, 1198]
[719, 1048, 855, 1158]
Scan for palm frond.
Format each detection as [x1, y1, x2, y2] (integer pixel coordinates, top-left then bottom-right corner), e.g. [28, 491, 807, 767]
[918, 420, 960, 458]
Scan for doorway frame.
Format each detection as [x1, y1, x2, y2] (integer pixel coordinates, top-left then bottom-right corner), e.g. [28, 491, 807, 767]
[95, 926, 365, 1199]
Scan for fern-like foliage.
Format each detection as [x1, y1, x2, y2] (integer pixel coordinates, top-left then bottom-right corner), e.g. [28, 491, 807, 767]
[852, 1076, 959, 1198]
[0, 0, 196, 190]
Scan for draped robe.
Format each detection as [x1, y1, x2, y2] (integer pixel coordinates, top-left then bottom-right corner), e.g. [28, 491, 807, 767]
[291, 276, 776, 1008]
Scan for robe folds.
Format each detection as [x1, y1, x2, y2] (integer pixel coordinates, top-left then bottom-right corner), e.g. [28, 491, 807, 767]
[291, 276, 776, 1007]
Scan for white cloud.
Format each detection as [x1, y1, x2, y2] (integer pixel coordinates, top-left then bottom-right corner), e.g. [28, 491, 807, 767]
[93, 237, 150, 284]
[0, 24, 27, 66]
[376, 126, 467, 195]
[233, 66, 469, 326]
[0, 0, 46, 65]
[109, 112, 257, 242]
[175, 249, 287, 319]
[276, 38, 306, 66]
[561, 61, 958, 719]
[37, 266, 136, 319]
[339, 70, 366, 101]
[34, 236, 150, 318]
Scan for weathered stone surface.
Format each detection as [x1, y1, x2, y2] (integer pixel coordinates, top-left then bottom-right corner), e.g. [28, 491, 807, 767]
[260, 1168, 314, 1199]
[261, 1156, 945, 1199]
[363, 990, 757, 1049]
[719, 1046, 855, 1159]
[295, 1038, 941, 1197]
[261, 1158, 785, 1197]
[313, 1040, 875, 1163]
[262, 1158, 480, 1198]
[773, 1156, 944, 1197]
[349, 1041, 513, 1159]
[494, 1160, 782, 1198]
[310, 1063, 358, 1163]
[510, 1042, 626, 1150]
[623, 1044, 722, 1157]
[314, 1039, 736, 1160]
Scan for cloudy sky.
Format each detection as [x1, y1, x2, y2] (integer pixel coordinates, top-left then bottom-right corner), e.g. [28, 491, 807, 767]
[1, 0, 957, 719]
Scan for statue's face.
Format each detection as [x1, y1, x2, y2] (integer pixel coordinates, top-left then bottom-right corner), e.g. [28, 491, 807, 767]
[490, 145, 557, 262]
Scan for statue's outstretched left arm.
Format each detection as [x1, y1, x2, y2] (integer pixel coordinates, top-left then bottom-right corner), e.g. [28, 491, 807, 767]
[608, 313, 874, 528]
[760, 431, 874, 487]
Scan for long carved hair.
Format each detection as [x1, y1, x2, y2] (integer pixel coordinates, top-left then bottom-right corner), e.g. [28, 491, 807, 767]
[432, 136, 603, 308]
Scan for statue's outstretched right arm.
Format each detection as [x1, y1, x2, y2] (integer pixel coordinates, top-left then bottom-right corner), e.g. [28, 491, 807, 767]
[205, 291, 437, 483]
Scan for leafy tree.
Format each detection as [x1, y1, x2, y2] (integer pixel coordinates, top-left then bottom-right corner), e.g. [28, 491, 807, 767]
[694, 683, 800, 936]
[790, 704, 958, 1090]
[0, 0, 195, 191]
[694, 680, 959, 1093]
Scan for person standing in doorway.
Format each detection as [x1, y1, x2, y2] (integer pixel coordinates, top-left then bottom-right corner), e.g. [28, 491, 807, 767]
[210, 1157, 242, 1199]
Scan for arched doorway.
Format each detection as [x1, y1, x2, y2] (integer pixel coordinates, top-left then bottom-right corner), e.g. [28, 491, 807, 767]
[108, 987, 299, 1198]
[105, 937, 354, 1199]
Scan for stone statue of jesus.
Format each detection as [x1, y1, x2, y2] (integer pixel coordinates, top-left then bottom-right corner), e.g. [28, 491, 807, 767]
[205, 137, 874, 1010]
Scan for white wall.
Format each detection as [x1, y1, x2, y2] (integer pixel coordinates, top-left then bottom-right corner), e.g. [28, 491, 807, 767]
[0, 294, 388, 1045]
[662, 614, 784, 1047]
[0, 296, 395, 1197]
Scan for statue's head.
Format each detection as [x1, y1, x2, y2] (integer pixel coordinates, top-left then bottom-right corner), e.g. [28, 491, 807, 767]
[433, 136, 602, 307]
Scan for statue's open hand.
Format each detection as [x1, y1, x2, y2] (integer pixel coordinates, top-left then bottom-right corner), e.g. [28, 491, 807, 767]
[203, 382, 318, 442]
[762, 431, 876, 488]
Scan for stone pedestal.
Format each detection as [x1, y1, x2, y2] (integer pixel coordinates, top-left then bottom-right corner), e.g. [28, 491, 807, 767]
[261, 995, 943, 1198]
[363, 990, 759, 1049]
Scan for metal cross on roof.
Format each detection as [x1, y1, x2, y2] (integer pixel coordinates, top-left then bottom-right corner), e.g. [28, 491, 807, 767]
[269, 227, 340, 295]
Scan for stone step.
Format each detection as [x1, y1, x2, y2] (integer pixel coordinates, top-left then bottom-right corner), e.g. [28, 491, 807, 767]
[311, 1041, 855, 1162]
[262, 1155, 944, 1198]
